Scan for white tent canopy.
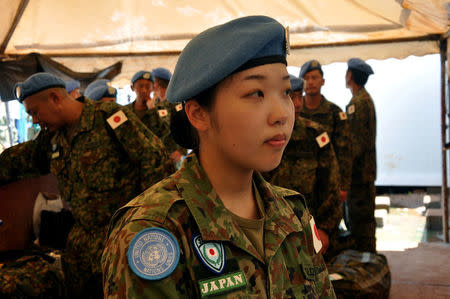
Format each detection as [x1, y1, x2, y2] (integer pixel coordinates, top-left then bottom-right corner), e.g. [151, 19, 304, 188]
[1, 0, 448, 86]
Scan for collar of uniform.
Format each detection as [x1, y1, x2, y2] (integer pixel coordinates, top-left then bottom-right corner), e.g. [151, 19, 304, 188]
[354, 86, 368, 99]
[51, 97, 93, 146]
[253, 173, 304, 235]
[176, 154, 236, 243]
[177, 154, 304, 251]
[302, 95, 331, 115]
[72, 97, 96, 136]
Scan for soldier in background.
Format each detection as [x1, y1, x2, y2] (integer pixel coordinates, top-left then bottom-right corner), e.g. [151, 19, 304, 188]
[127, 70, 154, 115]
[150, 67, 186, 168]
[345, 58, 377, 253]
[65, 80, 81, 99]
[299, 60, 352, 204]
[0, 73, 174, 298]
[84, 79, 117, 102]
[265, 74, 342, 258]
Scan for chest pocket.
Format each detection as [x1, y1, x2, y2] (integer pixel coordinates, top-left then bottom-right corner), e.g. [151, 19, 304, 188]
[79, 146, 117, 192]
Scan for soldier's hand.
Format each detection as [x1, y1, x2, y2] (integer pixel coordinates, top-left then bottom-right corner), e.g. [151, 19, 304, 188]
[339, 190, 348, 203]
[318, 229, 329, 254]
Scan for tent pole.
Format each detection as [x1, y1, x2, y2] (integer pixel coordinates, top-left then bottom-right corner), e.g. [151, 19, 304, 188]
[0, 0, 29, 55]
[441, 38, 449, 243]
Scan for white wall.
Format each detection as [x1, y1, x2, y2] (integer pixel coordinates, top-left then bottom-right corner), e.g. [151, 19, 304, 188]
[289, 54, 442, 186]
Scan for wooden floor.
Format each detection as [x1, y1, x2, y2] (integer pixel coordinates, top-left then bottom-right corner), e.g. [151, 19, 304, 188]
[381, 242, 450, 299]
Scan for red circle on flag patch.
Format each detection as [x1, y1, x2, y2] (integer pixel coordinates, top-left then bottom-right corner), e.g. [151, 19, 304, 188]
[314, 224, 321, 241]
[114, 116, 121, 123]
[321, 136, 326, 142]
[209, 249, 215, 256]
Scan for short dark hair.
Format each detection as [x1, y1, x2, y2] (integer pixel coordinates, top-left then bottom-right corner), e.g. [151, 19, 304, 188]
[154, 77, 169, 89]
[170, 85, 217, 149]
[349, 68, 369, 86]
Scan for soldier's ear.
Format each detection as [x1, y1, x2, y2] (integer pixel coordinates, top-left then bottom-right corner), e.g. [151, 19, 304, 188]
[130, 84, 135, 91]
[184, 99, 210, 132]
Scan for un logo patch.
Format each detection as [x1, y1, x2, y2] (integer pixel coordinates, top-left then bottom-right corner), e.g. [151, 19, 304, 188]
[127, 227, 180, 280]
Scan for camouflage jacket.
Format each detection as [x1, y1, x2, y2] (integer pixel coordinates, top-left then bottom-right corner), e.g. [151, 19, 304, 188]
[300, 96, 352, 191]
[346, 87, 377, 183]
[125, 100, 184, 154]
[102, 154, 336, 299]
[0, 97, 174, 229]
[265, 117, 342, 234]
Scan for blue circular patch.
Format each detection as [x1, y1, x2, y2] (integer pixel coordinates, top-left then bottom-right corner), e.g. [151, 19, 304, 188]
[127, 227, 180, 280]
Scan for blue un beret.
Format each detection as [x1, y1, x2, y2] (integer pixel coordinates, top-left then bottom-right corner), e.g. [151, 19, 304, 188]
[84, 79, 110, 97]
[348, 58, 374, 75]
[299, 60, 322, 78]
[65, 80, 81, 93]
[289, 74, 304, 92]
[166, 15, 288, 103]
[85, 80, 117, 101]
[14, 73, 66, 103]
[152, 67, 172, 81]
[131, 71, 153, 84]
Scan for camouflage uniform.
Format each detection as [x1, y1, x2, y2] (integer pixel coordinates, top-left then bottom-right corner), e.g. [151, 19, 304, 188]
[102, 154, 336, 298]
[300, 96, 352, 191]
[0, 251, 65, 298]
[0, 97, 174, 298]
[346, 87, 377, 252]
[265, 116, 342, 261]
[125, 100, 184, 155]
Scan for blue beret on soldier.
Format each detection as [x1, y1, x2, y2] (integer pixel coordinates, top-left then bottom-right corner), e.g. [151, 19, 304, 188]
[85, 80, 117, 101]
[131, 71, 153, 84]
[347, 58, 374, 75]
[166, 15, 289, 103]
[151, 67, 172, 81]
[65, 80, 81, 93]
[289, 74, 303, 92]
[299, 60, 322, 78]
[14, 72, 66, 103]
[84, 79, 110, 97]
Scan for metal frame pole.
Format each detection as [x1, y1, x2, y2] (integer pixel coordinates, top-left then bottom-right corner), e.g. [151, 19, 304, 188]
[440, 38, 449, 243]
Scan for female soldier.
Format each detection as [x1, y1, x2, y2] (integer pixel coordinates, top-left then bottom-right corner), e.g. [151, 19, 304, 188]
[102, 15, 335, 298]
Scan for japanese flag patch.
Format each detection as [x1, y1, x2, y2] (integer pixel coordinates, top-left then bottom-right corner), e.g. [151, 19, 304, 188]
[175, 103, 183, 111]
[158, 109, 168, 118]
[107, 110, 128, 129]
[315, 132, 330, 148]
[310, 217, 322, 254]
[339, 111, 347, 120]
[347, 104, 355, 114]
[193, 234, 225, 274]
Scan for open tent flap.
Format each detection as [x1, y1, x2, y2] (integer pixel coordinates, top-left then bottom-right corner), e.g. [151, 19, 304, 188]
[0, 53, 122, 101]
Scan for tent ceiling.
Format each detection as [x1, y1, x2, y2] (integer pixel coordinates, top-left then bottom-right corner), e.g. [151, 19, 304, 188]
[1, 0, 448, 86]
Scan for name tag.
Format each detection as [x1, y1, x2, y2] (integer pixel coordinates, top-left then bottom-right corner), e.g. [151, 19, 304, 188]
[199, 271, 247, 297]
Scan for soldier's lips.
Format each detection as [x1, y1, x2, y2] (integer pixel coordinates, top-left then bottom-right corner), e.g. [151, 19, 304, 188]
[265, 134, 286, 147]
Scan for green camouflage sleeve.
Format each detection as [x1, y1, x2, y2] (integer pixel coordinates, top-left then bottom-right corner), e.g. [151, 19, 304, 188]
[352, 96, 376, 159]
[287, 195, 336, 299]
[332, 107, 353, 191]
[0, 130, 52, 186]
[315, 144, 343, 233]
[104, 108, 175, 190]
[102, 216, 192, 299]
